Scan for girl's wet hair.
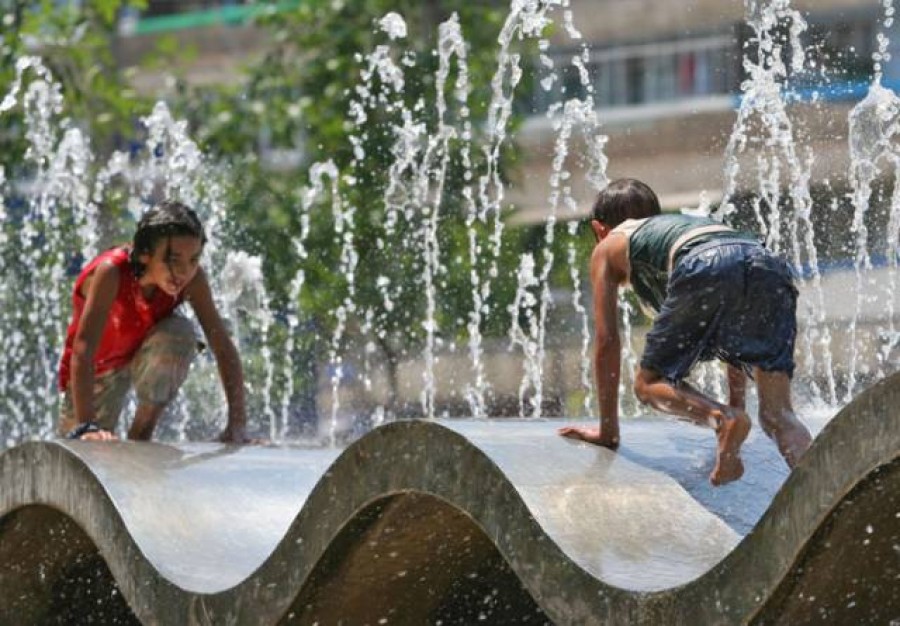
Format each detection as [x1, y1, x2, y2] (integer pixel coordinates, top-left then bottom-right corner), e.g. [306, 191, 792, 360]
[591, 178, 661, 228]
[130, 200, 206, 277]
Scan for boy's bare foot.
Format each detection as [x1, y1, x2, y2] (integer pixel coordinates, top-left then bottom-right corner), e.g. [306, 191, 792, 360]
[775, 423, 812, 468]
[710, 409, 750, 486]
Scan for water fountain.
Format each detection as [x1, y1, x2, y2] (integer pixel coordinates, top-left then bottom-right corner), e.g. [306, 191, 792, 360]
[1, 1, 899, 623]
[1, 0, 899, 445]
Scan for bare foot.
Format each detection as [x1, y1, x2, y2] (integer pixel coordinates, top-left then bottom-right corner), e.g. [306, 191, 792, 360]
[710, 409, 750, 486]
[776, 423, 812, 468]
[760, 414, 813, 468]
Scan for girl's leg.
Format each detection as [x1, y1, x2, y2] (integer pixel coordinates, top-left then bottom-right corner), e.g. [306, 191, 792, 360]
[129, 314, 199, 441]
[128, 403, 167, 441]
[634, 367, 751, 485]
[754, 368, 812, 467]
[58, 368, 130, 437]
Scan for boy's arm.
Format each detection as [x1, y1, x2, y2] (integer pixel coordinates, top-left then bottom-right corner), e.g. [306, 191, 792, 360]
[185, 267, 249, 443]
[591, 254, 623, 447]
[70, 262, 120, 440]
[559, 237, 625, 449]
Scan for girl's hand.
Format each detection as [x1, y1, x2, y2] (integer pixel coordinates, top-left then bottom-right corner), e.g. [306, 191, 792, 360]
[80, 429, 118, 441]
[67, 421, 117, 441]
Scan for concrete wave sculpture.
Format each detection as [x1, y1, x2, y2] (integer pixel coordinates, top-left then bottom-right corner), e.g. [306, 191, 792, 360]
[1, 373, 898, 625]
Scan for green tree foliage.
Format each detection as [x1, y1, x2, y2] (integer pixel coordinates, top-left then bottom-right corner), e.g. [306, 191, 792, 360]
[0, 0, 149, 441]
[176, 0, 547, 409]
[1, 0, 147, 177]
[0, 0, 597, 422]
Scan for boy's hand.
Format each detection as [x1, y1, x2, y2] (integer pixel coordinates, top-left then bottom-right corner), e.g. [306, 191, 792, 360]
[557, 426, 620, 450]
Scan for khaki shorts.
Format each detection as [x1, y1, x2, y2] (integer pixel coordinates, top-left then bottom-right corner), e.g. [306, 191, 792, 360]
[59, 314, 201, 436]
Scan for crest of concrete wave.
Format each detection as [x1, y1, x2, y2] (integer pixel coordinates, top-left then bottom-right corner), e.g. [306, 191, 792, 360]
[1, 374, 898, 625]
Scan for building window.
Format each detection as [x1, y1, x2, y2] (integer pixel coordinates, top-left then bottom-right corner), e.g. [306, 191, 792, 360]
[526, 33, 740, 115]
[802, 16, 876, 85]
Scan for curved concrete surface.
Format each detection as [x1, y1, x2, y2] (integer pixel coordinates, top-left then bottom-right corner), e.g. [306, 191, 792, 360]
[1, 374, 898, 625]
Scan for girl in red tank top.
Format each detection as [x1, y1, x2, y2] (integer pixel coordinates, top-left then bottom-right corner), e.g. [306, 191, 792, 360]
[59, 246, 182, 390]
[59, 201, 250, 444]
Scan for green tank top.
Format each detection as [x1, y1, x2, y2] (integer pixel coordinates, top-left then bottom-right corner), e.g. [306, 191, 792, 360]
[619, 214, 757, 314]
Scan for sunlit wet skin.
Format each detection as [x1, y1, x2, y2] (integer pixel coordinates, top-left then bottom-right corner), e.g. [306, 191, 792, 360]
[755, 369, 812, 469]
[634, 371, 756, 486]
[710, 408, 751, 486]
[763, 417, 812, 469]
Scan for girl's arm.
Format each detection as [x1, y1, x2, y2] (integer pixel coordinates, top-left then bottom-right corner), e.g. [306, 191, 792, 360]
[184, 266, 249, 443]
[70, 262, 120, 439]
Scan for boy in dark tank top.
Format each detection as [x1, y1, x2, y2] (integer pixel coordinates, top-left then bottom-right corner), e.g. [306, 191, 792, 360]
[559, 178, 812, 485]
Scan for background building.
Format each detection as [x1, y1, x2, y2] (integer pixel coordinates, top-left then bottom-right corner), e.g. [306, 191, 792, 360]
[115, 0, 897, 218]
[117, 0, 271, 91]
[512, 0, 897, 220]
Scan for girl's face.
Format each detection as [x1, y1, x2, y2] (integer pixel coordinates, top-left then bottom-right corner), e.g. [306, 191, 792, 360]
[138, 235, 203, 296]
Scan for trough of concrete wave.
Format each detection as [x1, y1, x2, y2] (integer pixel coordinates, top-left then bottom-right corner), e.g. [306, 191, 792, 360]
[1, 374, 898, 625]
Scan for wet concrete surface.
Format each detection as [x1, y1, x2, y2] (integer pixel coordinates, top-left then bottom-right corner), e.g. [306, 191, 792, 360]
[0, 376, 897, 624]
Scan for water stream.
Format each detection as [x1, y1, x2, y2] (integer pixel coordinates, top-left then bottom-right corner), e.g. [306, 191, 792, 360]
[1, 0, 898, 445]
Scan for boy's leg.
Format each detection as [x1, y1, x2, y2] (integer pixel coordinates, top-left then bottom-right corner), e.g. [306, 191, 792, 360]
[634, 367, 751, 485]
[58, 367, 131, 437]
[129, 314, 199, 441]
[754, 368, 812, 467]
[637, 243, 754, 485]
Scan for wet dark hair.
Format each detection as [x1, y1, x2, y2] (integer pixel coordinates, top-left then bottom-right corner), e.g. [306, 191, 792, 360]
[591, 178, 661, 228]
[130, 200, 206, 278]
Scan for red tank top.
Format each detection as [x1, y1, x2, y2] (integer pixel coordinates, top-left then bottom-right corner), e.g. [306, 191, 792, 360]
[58, 247, 183, 390]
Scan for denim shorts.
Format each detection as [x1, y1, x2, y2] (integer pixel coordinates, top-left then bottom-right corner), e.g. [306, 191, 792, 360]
[641, 240, 798, 382]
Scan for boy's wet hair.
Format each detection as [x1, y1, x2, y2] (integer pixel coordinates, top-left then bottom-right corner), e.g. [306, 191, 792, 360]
[591, 178, 661, 228]
[131, 200, 206, 278]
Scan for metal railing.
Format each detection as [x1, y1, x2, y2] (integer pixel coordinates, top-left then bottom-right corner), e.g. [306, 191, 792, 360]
[120, 1, 298, 36]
